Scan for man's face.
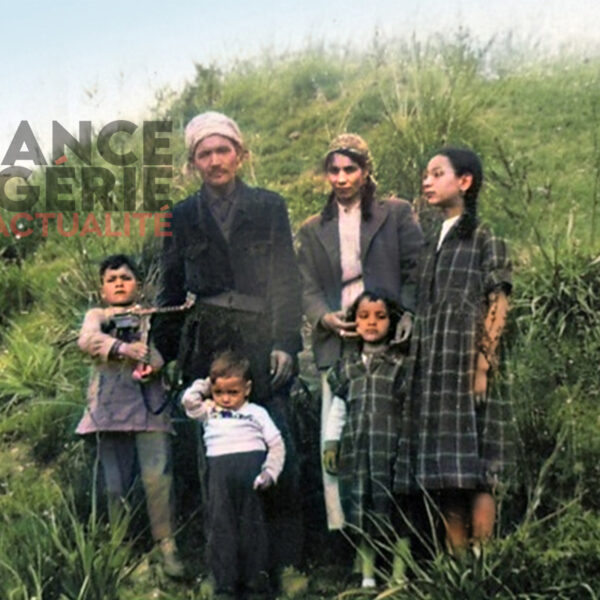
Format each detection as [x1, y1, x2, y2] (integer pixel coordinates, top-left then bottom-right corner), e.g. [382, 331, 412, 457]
[192, 134, 242, 192]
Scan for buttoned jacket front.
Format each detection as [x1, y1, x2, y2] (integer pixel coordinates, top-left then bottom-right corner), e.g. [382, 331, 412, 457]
[154, 180, 302, 383]
[297, 196, 424, 369]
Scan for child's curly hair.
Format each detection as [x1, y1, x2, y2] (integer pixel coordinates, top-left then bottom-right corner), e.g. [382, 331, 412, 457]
[347, 290, 402, 344]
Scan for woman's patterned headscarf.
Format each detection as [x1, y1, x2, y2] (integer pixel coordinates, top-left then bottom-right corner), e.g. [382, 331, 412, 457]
[325, 133, 374, 175]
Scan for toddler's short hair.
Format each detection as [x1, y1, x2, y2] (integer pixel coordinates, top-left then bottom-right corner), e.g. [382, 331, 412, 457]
[99, 254, 140, 280]
[209, 350, 252, 383]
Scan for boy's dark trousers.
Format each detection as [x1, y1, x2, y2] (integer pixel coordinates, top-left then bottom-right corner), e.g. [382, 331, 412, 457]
[206, 451, 270, 595]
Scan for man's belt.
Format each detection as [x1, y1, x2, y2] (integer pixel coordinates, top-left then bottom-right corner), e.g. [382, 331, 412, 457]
[198, 291, 266, 313]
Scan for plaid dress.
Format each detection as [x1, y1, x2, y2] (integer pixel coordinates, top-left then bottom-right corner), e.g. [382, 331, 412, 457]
[328, 349, 405, 534]
[394, 220, 513, 493]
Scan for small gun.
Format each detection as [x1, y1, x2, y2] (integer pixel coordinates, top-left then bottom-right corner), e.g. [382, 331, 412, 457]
[105, 293, 196, 381]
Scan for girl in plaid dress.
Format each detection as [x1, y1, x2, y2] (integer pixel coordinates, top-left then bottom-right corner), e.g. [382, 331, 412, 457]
[395, 147, 513, 554]
[323, 291, 410, 588]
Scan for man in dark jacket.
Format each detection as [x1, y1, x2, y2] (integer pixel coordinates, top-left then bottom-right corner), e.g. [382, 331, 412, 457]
[153, 111, 306, 595]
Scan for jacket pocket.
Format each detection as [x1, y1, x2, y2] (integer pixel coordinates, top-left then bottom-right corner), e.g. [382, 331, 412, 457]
[184, 240, 208, 262]
[242, 241, 272, 289]
[184, 241, 209, 288]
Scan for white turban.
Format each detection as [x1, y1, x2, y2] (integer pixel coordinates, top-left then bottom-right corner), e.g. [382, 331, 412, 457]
[184, 111, 244, 154]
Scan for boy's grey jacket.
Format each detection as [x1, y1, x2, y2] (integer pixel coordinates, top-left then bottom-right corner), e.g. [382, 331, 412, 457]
[153, 180, 302, 371]
[297, 196, 424, 369]
[76, 308, 173, 434]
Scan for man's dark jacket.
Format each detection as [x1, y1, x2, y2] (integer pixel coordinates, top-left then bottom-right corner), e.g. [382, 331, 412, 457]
[153, 180, 302, 394]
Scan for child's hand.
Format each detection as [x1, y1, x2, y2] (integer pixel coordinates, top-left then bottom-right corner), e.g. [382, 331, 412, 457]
[323, 440, 340, 475]
[473, 369, 487, 405]
[181, 378, 212, 419]
[120, 341, 149, 362]
[132, 363, 153, 381]
[253, 471, 274, 490]
[182, 395, 214, 420]
[182, 378, 211, 401]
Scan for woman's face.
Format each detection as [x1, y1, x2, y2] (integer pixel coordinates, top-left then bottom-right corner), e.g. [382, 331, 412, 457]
[422, 154, 471, 212]
[326, 153, 367, 205]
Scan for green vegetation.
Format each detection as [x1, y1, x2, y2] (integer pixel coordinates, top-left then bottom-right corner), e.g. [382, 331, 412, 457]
[1, 30, 600, 598]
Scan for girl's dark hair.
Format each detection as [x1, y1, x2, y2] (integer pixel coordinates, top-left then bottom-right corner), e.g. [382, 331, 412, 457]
[321, 150, 377, 223]
[99, 254, 140, 280]
[435, 146, 483, 238]
[347, 290, 401, 344]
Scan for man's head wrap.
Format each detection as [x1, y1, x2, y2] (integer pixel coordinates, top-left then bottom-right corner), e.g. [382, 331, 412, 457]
[325, 133, 374, 174]
[185, 111, 245, 156]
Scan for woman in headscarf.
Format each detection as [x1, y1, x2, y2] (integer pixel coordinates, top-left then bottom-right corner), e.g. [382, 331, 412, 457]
[297, 133, 424, 530]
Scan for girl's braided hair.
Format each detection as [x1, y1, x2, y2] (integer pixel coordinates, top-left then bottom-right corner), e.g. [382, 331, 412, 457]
[436, 147, 483, 238]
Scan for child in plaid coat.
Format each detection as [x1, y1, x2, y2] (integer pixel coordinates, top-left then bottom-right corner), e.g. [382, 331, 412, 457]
[395, 147, 513, 555]
[323, 291, 410, 589]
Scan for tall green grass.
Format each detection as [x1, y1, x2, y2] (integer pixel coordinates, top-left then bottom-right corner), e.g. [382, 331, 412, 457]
[2, 30, 600, 598]
[0, 483, 135, 599]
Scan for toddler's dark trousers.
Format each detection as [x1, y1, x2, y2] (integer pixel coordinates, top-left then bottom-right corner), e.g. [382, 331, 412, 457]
[207, 451, 269, 594]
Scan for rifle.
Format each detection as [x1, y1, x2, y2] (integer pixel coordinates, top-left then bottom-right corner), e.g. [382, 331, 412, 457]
[105, 292, 196, 384]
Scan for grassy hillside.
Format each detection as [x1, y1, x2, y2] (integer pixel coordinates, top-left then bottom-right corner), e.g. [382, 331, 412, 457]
[1, 32, 599, 598]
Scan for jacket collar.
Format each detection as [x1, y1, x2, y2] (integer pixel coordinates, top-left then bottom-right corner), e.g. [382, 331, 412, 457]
[313, 198, 392, 279]
[360, 199, 389, 262]
[189, 178, 253, 234]
[316, 203, 342, 284]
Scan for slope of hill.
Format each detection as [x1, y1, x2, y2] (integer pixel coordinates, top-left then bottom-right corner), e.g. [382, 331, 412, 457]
[0, 32, 599, 598]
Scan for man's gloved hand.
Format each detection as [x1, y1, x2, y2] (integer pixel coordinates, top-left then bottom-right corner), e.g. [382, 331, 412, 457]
[321, 311, 358, 339]
[270, 350, 293, 389]
[120, 341, 150, 362]
[322, 440, 340, 475]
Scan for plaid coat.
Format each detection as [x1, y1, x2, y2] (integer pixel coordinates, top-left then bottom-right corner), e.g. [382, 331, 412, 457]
[328, 348, 405, 534]
[394, 219, 513, 493]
